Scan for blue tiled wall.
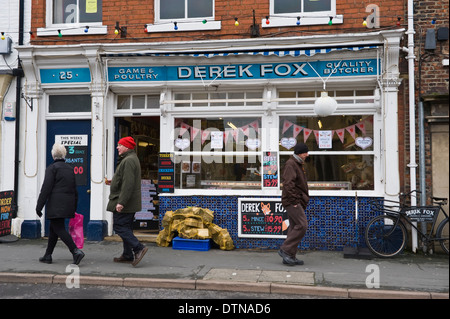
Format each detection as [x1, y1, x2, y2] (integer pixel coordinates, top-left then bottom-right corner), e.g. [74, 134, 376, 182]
[159, 196, 382, 250]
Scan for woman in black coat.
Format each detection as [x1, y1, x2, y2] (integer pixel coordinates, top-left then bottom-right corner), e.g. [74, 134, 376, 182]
[36, 143, 85, 265]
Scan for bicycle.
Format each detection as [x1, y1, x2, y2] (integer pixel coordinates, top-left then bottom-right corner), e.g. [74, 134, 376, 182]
[365, 190, 449, 258]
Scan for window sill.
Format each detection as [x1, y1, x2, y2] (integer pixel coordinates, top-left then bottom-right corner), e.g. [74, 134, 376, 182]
[262, 15, 343, 28]
[146, 20, 221, 33]
[36, 25, 108, 37]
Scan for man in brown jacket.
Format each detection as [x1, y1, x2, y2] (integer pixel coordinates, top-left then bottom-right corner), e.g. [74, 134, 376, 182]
[279, 142, 310, 266]
[107, 136, 148, 267]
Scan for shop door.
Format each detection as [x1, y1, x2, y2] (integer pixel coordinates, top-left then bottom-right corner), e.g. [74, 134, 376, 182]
[45, 120, 91, 235]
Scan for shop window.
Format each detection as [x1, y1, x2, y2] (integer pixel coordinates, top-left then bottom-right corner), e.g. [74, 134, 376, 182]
[279, 115, 375, 190]
[117, 94, 160, 110]
[174, 117, 262, 190]
[52, 0, 103, 24]
[173, 91, 263, 108]
[49, 95, 91, 113]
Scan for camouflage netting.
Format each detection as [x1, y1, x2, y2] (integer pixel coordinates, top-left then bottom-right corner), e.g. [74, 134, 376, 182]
[156, 207, 234, 250]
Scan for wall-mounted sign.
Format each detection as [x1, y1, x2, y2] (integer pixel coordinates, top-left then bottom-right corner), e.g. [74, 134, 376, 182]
[40, 68, 91, 83]
[238, 198, 288, 238]
[107, 59, 378, 82]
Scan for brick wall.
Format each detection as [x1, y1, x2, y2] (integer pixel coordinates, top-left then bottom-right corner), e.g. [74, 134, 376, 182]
[30, 0, 407, 45]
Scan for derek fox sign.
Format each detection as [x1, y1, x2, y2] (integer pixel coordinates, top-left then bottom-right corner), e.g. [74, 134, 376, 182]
[108, 59, 377, 82]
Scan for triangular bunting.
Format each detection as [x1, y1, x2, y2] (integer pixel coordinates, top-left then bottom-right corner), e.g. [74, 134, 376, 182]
[346, 125, 356, 140]
[356, 122, 366, 135]
[313, 130, 320, 146]
[179, 122, 190, 136]
[303, 128, 312, 143]
[248, 120, 259, 133]
[191, 126, 200, 142]
[282, 120, 293, 134]
[293, 125, 303, 138]
[335, 128, 345, 143]
[201, 130, 210, 144]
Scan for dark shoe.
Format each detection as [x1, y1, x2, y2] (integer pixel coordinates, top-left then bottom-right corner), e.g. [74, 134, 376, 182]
[72, 248, 85, 265]
[278, 249, 296, 266]
[132, 246, 148, 267]
[39, 254, 52, 264]
[283, 257, 304, 265]
[113, 255, 134, 263]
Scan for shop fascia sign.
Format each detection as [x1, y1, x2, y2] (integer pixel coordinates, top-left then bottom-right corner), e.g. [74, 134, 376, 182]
[107, 58, 377, 82]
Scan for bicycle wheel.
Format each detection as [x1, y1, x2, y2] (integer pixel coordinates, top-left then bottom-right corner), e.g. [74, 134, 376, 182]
[365, 215, 407, 257]
[436, 218, 449, 254]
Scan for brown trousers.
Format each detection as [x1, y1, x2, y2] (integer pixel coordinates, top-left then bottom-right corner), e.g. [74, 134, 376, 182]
[280, 205, 308, 257]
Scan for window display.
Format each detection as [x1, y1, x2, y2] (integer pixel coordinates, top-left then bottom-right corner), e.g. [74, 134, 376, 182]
[174, 117, 262, 189]
[279, 115, 374, 190]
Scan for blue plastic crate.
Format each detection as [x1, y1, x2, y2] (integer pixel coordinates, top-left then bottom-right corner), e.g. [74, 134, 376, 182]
[172, 237, 210, 251]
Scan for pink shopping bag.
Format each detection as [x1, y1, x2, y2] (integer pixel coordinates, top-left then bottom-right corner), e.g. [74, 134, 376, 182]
[69, 212, 84, 249]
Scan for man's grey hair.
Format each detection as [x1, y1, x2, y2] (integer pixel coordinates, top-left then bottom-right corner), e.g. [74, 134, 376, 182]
[51, 143, 67, 160]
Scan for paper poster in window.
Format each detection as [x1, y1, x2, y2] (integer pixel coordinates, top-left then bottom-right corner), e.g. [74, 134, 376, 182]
[86, 0, 98, 13]
[318, 130, 332, 149]
[210, 131, 223, 149]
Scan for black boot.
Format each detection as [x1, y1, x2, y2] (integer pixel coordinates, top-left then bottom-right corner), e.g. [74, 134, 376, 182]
[39, 254, 52, 264]
[72, 248, 85, 265]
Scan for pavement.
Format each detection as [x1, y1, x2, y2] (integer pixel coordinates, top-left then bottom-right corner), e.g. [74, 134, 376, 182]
[0, 236, 448, 299]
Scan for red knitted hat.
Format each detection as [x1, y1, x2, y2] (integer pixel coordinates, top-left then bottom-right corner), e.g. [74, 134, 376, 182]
[118, 136, 136, 149]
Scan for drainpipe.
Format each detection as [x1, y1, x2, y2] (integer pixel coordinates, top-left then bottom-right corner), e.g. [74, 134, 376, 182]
[406, 0, 418, 252]
[12, 0, 25, 218]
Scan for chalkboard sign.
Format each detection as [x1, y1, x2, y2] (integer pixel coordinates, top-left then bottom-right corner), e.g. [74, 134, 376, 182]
[238, 198, 288, 238]
[263, 151, 278, 187]
[403, 206, 440, 222]
[158, 152, 174, 193]
[56, 135, 88, 186]
[0, 190, 14, 237]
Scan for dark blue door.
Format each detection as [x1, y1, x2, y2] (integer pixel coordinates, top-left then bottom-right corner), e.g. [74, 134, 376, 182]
[46, 120, 91, 235]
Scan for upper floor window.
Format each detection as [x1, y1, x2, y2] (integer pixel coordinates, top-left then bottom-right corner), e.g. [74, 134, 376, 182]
[52, 0, 103, 24]
[148, 0, 220, 33]
[274, 0, 331, 14]
[157, 0, 213, 22]
[38, 0, 107, 36]
[266, 0, 341, 27]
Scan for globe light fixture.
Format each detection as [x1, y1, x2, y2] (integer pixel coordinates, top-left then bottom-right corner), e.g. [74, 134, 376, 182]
[314, 91, 338, 117]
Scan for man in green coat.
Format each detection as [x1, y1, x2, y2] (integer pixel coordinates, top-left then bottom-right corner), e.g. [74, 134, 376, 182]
[107, 136, 148, 267]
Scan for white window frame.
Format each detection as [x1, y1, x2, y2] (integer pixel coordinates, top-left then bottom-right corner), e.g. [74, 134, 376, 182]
[264, 0, 343, 28]
[146, 0, 221, 33]
[37, 0, 107, 37]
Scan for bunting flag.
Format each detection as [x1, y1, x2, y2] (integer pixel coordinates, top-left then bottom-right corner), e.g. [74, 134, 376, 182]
[179, 122, 190, 136]
[303, 128, 312, 143]
[293, 124, 303, 138]
[223, 130, 231, 143]
[355, 122, 366, 136]
[190, 126, 200, 142]
[346, 125, 356, 140]
[335, 128, 346, 143]
[201, 130, 210, 144]
[232, 129, 239, 142]
[282, 120, 293, 134]
[248, 120, 259, 133]
[313, 130, 320, 145]
[241, 125, 249, 136]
